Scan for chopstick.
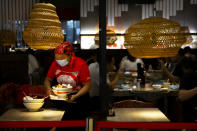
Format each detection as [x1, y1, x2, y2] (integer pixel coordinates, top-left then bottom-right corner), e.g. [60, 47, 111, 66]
[22, 91, 30, 100]
[22, 91, 27, 96]
[43, 96, 49, 99]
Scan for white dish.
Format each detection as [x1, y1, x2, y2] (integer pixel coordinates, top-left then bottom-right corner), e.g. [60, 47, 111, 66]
[49, 95, 67, 101]
[152, 84, 162, 90]
[160, 88, 169, 91]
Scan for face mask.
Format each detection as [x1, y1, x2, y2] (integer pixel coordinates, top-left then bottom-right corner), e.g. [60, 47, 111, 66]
[56, 59, 69, 67]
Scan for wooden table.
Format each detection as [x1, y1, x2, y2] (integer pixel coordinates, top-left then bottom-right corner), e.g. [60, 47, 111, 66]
[107, 108, 170, 122]
[0, 108, 65, 121]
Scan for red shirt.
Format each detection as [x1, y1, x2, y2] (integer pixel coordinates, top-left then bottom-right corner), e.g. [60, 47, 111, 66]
[47, 54, 90, 91]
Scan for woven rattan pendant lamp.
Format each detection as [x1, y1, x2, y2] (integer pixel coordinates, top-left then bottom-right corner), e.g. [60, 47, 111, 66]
[124, 17, 186, 58]
[23, 3, 64, 50]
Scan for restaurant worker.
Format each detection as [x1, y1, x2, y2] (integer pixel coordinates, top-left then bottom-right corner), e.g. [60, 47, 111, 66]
[178, 56, 197, 122]
[44, 41, 91, 131]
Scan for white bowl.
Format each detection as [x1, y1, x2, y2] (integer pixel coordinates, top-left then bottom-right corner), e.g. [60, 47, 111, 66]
[23, 98, 44, 103]
[52, 88, 72, 98]
[23, 102, 44, 112]
[152, 84, 162, 89]
[160, 88, 169, 91]
[53, 87, 72, 92]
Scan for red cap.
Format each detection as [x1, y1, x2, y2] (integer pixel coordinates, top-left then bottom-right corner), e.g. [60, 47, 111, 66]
[54, 41, 73, 55]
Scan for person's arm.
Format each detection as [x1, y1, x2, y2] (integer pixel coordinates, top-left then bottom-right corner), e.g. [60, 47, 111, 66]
[44, 61, 56, 96]
[163, 67, 179, 83]
[159, 60, 179, 84]
[44, 77, 53, 95]
[68, 82, 91, 102]
[178, 87, 197, 101]
[108, 71, 123, 88]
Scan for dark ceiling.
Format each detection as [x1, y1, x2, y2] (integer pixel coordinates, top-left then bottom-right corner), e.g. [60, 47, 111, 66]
[118, 0, 156, 4]
[40, 0, 80, 8]
[39, 0, 156, 20]
[40, 0, 155, 8]
[40, 0, 80, 20]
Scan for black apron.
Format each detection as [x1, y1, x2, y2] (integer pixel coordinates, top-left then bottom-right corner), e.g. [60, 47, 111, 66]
[56, 93, 90, 131]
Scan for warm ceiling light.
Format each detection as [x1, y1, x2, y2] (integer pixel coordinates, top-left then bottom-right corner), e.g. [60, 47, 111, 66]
[124, 17, 186, 58]
[23, 3, 64, 50]
[94, 29, 117, 45]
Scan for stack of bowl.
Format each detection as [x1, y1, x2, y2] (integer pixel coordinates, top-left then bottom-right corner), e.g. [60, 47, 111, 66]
[23, 96, 44, 111]
[52, 84, 73, 99]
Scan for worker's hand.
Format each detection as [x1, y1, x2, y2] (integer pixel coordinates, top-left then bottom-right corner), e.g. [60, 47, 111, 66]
[159, 60, 171, 77]
[159, 60, 166, 70]
[49, 127, 56, 131]
[117, 70, 124, 77]
[66, 94, 77, 103]
[46, 88, 54, 96]
[46, 89, 51, 96]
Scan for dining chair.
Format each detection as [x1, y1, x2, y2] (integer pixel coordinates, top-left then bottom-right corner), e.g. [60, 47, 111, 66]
[0, 83, 20, 115]
[113, 100, 157, 108]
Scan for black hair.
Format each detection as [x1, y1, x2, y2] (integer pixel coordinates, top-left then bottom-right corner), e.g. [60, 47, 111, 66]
[106, 54, 114, 64]
[127, 54, 136, 62]
[97, 54, 114, 64]
[95, 49, 114, 65]
[183, 46, 192, 54]
[178, 48, 185, 57]
[26, 48, 34, 54]
[125, 50, 136, 61]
